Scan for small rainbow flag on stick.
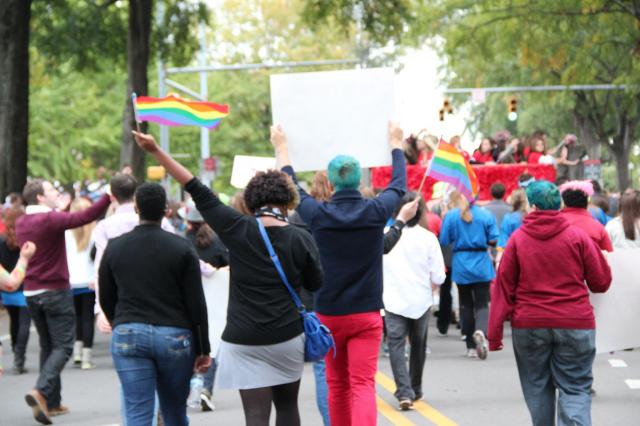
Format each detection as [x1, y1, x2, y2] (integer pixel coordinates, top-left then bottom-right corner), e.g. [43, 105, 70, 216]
[423, 140, 479, 202]
[132, 93, 229, 130]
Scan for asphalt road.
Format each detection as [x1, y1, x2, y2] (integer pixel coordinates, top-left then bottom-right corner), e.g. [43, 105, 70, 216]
[1, 311, 638, 426]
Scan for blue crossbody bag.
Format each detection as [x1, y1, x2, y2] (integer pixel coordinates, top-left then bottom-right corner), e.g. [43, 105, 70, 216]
[256, 218, 336, 362]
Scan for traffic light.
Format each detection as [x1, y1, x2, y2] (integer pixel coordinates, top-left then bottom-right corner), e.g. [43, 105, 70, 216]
[509, 97, 517, 113]
[443, 99, 453, 114]
[438, 108, 445, 121]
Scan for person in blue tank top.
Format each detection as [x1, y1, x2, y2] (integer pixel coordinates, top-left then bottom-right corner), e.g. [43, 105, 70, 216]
[440, 191, 499, 360]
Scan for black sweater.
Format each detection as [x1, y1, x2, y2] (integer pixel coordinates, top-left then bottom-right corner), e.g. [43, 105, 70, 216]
[98, 224, 211, 355]
[185, 177, 324, 345]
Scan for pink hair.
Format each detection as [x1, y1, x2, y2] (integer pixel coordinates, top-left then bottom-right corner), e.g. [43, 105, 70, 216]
[559, 180, 594, 196]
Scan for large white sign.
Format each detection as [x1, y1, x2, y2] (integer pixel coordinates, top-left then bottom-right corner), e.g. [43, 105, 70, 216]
[270, 68, 396, 172]
[230, 155, 276, 189]
[592, 250, 640, 353]
[202, 267, 230, 356]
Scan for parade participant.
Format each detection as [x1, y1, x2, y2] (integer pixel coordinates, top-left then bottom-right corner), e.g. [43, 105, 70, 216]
[0, 206, 34, 375]
[557, 134, 587, 180]
[527, 135, 547, 164]
[484, 183, 511, 228]
[133, 130, 324, 426]
[471, 137, 495, 164]
[269, 122, 405, 426]
[450, 135, 470, 162]
[606, 189, 640, 249]
[64, 198, 97, 370]
[559, 181, 613, 252]
[497, 189, 529, 250]
[488, 180, 611, 426]
[383, 193, 446, 410]
[99, 183, 211, 426]
[439, 192, 498, 359]
[403, 130, 436, 166]
[16, 178, 110, 425]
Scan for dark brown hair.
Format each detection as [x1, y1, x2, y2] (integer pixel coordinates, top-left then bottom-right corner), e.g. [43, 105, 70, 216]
[22, 179, 45, 206]
[310, 171, 332, 201]
[190, 222, 215, 248]
[3, 205, 25, 250]
[621, 189, 640, 240]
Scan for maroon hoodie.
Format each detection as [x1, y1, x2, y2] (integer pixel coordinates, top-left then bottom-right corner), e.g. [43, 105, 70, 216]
[16, 195, 111, 292]
[488, 210, 611, 351]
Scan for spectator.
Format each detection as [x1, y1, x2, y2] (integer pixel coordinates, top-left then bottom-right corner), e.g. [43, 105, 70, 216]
[489, 180, 611, 426]
[383, 193, 446, 410]
[16, 178, 110, 424]
[99, 183, 211, 426]
[497, 189, 529, 250]
[606, 189, 640, 249]
[559, 181, 613, 252]
[440, 191, 499, 360]
[181, 199, 229, 269]
[518, 173, 535, 189]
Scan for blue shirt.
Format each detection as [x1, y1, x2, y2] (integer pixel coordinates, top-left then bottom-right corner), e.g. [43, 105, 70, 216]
[589, 207, 610, 226]
[498, 211, 524, 248]
[1, 290, 27, 307]
[282, 149, 406, 315]
[439, 205, 499, 284]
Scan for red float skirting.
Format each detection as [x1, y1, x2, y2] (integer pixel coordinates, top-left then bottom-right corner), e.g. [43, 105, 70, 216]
[371, 164, 557, 201]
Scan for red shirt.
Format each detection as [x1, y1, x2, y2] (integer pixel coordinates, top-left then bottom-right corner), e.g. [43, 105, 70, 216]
[561, 207, 613, 252]
[488, 210, 611, 350]
[426, 212, 442, 237]
[16, 195, 111, 292]
[527, 151, 543, 164]
[472, 150, 494, 163]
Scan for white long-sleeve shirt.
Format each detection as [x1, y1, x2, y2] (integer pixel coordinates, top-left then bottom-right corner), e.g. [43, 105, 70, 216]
[383, 225, 446, 319]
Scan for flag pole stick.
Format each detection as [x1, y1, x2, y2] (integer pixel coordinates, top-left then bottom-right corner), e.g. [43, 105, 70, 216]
[131, 92, 141, 133]
[417, 135, 442, 195]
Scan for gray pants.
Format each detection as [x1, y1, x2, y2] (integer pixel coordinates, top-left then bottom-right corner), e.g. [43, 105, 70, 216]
[385, 309, 430, 401]
[513, 328, 596, 426]
[27, 290, 75, 409]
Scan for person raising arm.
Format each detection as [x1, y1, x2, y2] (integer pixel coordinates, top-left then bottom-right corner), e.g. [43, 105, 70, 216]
[0, 242, 36, 292]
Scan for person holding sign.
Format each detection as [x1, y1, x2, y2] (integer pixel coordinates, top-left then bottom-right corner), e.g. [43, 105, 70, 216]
[270, 122, 406, 426]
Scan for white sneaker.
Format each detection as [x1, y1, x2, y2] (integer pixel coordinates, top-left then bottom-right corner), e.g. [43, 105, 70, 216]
[200, 392, 215, 412]
[473, 330, 488, 360]
[466, 349, 477, 358]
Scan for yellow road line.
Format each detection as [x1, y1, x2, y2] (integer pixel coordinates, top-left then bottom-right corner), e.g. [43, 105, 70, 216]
[376, 395, 416, 426]
[376, 371, 458, 426]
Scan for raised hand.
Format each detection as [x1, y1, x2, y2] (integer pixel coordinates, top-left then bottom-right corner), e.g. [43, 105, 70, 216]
[397, 197, 420, 224]
[20, 242, 36, 260]
[270, 125, 288, 152]
[132, 131, 159, 153]
[388, 122, 404, 150]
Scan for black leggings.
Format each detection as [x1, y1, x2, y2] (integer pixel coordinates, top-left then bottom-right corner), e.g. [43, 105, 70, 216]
[7, 305, 31, 356]
[73, 292, 95, 348]
[239, 380, 301, 426]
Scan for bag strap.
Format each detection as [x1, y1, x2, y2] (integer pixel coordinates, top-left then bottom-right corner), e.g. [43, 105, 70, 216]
[256, 218, 305, 312]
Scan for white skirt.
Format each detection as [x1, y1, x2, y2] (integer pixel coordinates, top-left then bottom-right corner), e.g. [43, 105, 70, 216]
[215, 333, 305, 390]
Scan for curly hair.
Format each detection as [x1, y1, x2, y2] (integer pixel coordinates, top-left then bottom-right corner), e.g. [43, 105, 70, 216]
[243, 170, 299, 213]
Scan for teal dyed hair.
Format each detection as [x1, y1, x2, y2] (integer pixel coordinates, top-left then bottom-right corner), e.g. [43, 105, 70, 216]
[525, 180, 561, 211]
[327, 155, 361, 191]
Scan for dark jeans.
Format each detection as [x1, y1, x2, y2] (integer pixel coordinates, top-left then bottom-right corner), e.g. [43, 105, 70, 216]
[111, 323, 195, 426]
[73, 292, 95, 348]
[6, 305, 31, 367]
[458, 282, 489, 349]
[385, 309, 430, 401]
[437, 270, 453, 334]
[26, 290, 76, 408]
[513, 328, 596, 426]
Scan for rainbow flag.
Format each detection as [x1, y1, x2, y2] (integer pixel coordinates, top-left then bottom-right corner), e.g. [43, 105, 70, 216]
[427, 140, 479, 201]
[133, 94, 229, 129]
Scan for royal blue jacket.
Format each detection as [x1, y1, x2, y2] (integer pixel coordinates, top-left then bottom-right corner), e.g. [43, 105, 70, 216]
[281, 149, 406, 315]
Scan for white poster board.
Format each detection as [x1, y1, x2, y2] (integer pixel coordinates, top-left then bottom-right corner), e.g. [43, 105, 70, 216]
[270, 68, 395, 172]
[592, 250, 640, 353]
[202, 267, 230, 356]
[230, 155, 276, 189]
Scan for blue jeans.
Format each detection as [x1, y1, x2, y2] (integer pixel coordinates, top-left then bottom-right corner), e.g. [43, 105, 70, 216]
[313, 359, 330, 426]
[512, 328, 596, 426]
[111, 323, 195, 426]
[202, 357, 217, 393]
[120, 390, 159, 426]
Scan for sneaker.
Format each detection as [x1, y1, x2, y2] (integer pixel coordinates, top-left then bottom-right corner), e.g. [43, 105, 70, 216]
[81, 361, 95, 370]
[49, 405, 70, 416]
[412, 393, 424, 402]
[200, 391, 215, 412]
[473, 330, 488, 360]
[398, 398, 413, 411]
[466, 349, 478, 358]
[25, 389, 52, 425]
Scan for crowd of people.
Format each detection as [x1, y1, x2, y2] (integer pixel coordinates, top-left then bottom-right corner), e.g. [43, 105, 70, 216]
[0, 122, 639, 426]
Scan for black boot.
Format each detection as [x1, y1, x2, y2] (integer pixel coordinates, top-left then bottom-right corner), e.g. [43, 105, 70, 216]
[13, 351, 27, 374]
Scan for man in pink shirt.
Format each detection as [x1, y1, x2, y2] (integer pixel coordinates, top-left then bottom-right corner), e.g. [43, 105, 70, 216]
[16, 179, 110, 424]
[559, 180, 613, 252]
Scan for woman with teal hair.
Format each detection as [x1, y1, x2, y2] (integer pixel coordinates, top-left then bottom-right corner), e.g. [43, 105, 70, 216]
[489, 180, 611, 426]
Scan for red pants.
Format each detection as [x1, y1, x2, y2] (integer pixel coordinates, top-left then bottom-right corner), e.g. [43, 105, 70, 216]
[317, 311, 383, 426]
